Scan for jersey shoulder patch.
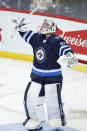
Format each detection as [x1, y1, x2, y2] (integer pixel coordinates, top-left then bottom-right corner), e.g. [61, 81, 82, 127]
[54, 35, 61, 40]
[55, 36, 66, 46]
[59, 40, 67, 46]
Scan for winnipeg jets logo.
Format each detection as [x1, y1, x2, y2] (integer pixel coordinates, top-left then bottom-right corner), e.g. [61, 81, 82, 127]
[35, 47, 46, 63]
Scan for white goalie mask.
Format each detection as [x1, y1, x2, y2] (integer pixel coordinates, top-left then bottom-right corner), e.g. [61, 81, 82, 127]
[40, 19, 57, 34]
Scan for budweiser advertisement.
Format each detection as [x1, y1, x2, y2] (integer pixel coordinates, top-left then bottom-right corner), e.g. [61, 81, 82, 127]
[0, 28, 2, 42]
[56, 28, 87, 55]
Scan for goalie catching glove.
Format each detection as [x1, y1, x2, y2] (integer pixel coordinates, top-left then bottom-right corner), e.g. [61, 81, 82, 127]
[12, 17, 30, 32]
[58, 52, 78, 69]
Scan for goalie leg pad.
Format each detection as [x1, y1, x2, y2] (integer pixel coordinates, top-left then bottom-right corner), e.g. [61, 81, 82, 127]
[45, 83, 62, 128]
[24, 82, 32, 120]
[25, 119, 43, 130]
[26, 81, 45, 122]
[57, 84, 66, 126]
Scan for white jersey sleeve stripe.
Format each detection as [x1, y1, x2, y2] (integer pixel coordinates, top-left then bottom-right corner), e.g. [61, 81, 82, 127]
[59, 45, 69, 56]
[23, 31, 31, 40]
[27, 32, 35, 43]
[63, 47, 71, 55]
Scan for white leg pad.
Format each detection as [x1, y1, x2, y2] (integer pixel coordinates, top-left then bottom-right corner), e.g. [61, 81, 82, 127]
[48, 119, 61, 129]
[25, 119, 43, 129]
[27, 81, 45, 122]
[45, 83, 61, 128]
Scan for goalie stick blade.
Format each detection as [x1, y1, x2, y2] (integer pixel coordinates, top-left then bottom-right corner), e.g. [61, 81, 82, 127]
[0, 123, 79, 131]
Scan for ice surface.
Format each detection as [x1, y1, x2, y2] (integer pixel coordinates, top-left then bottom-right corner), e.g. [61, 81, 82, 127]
[0, 57, 87, 131]
[0, 123, 79, 131]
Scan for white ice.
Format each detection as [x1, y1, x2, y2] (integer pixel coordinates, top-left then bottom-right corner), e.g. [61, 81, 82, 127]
[0, 57, 87, 131]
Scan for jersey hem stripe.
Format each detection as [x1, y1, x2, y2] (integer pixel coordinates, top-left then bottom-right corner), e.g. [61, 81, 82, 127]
[32, 65, 61, 73]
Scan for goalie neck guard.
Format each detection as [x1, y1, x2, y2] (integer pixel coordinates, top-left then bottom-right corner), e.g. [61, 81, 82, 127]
[40, 19, 57, 34]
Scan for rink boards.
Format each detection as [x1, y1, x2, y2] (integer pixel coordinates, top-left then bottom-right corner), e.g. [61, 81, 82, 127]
[0, 123, 79, 131]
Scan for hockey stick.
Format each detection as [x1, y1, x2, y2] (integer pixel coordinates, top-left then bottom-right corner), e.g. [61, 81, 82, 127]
[11, 1, 41, 38]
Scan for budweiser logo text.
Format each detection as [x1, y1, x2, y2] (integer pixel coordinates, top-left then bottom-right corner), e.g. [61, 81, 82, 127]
[56, 28, 87, 55]
[61, 32, 87, 48]
[0, 28, 2, 42]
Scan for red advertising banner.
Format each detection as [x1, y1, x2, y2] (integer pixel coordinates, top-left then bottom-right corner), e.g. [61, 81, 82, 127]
[0, 8, 87, 56]
[0, 28, 2, 42]
[56, 28, 87, 55]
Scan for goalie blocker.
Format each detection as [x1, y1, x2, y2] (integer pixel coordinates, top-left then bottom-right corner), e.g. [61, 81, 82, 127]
[23, 81, 66, 130]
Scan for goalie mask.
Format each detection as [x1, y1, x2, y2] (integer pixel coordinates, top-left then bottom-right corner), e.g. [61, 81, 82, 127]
[40, 19, 57, 34]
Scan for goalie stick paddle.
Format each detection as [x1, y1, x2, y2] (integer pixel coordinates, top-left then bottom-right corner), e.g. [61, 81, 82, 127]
[17, 4, 41, 28]
[11, 1, 41, 38]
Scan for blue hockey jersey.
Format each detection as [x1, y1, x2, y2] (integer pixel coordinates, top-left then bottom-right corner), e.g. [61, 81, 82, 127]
[19, 31, 73, 84]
